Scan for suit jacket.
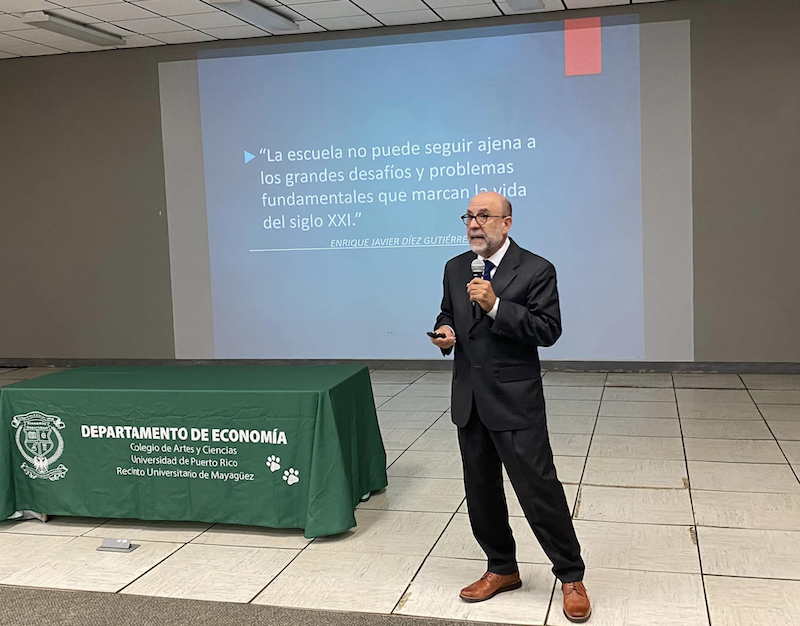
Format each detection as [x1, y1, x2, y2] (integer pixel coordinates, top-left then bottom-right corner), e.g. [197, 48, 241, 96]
[435, 239, 561, 431]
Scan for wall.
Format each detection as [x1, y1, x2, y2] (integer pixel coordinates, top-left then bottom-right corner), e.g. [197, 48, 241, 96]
[0, 0, 798, 362]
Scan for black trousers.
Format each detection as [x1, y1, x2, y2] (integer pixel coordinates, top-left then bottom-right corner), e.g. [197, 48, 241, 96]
[457, 405, 585, 583]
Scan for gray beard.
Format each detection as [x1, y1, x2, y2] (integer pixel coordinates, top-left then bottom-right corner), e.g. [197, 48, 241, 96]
[469, 239, 490, 255]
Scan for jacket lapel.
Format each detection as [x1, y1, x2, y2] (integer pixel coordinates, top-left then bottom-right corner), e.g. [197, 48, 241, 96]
[489, 238, 520, 298]
[466, 238, 520, 333]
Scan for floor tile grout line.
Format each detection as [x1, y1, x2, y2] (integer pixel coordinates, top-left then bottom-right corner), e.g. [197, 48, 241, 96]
[189, 538, 310, 550]
[541, 571, 559, 626]
[669, 458, 795, 466]
[745, 383, 800, 486]
[388, 505, 464, 616]
[577, 481, 684, 490]
[188, 521, 223, 547]
[547, 372, 594, 624]
[115, 540, 191, 594]
[376, 374, 449, 432]
[567, 378, 605, 520]
[396, 552, 707, 577]
[702, 571, 800, 582]
[6, 510, 752, 533]
[245, 538, 311, 604]
[371, 371, 429, 386]
[690, 521, 800, 532]
[382, 507, 702, 525]
[361, 439, 788, 488]
[69, 525, 329, 599]
[382, 408, 449, 472]
[676, 385, 714, 626]
[81, 518, 116, 539]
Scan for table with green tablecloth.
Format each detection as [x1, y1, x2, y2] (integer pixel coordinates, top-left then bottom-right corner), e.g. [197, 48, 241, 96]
[0, 365, 387, 538]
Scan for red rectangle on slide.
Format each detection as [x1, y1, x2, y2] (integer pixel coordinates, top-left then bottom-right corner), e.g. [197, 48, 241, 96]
[565, 17, 602, 77]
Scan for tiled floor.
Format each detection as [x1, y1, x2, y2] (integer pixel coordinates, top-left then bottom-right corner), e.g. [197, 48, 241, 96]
[1, 368, 800, 625]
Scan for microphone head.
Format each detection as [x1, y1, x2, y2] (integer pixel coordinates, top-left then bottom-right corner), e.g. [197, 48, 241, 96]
[471, 258, 485, 277]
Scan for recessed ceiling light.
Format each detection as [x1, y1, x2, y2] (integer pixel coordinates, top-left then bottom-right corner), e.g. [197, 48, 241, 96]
[506, 0, 547, 13]
[21, 12, 125, 47]
[209, 0, 299, 33]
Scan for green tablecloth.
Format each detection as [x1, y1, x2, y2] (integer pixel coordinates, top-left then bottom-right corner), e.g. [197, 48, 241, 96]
[0, 365, 387, 538]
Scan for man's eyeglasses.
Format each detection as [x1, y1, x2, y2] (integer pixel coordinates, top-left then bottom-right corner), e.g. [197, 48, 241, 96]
[461, 214, 507, 226]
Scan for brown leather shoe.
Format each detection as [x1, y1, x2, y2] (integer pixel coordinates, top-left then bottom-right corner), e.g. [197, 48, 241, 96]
[562, 581, 591, 622]
[459, 571, 522, 602]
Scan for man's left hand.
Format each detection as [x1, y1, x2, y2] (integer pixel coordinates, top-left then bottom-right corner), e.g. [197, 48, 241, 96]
[467, 278, 497, 312]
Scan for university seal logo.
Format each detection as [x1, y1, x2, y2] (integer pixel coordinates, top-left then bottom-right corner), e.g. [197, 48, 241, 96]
[11, 412, 68, 481]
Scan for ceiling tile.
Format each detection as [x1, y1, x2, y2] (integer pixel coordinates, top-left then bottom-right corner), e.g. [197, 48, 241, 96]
[0, 13, 37, 31]
[258, 17, 326, 35]
[0, 32, 30, 46]
[1, 0, 61, 11]
[375, 9, 441, 25]
[114, 33, 165, 46]
[0, 41, 64, 55]
[52, 0, 124, 6]
[73, 3, 155, 20]
[0, 51, 20, 58]
[633, 0, 672, 3]
[289, 1, 365, 20]
[201, 24, 269, 38]
[48, 8, 102, 23]
[11, 29, 104, 50]
[5, 27, 70, 44]
[172, 11, 244, 28]
[152, 29, 216, 43]
[44, 38, 108, 52]
[314, 14, 381, 30]
[114, 16, 189, 33]
[564, 0, 627, 7]
[131, 0, 218, 16]
[279, 0, 335, 5]
[437, 4, 502, 19]
[355, 0, 428, 13]
[426, 0, 496, 7]
[91, 22, 138, 35]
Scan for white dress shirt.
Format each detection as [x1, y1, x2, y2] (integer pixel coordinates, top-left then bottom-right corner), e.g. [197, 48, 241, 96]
[441, 237, 511, 338]
[478, 236, 511, 319]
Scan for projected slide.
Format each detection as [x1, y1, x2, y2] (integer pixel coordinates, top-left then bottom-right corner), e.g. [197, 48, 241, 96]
[161, 19, 692, 361]
[192, 20, 646, 360]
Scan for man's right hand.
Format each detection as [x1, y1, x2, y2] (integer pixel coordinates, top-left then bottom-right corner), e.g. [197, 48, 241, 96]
[430, 326, 456, 350]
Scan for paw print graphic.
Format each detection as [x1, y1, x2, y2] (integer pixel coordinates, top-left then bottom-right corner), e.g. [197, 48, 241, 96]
[283, 468, 299, 486]
[266, 455, 281, 472]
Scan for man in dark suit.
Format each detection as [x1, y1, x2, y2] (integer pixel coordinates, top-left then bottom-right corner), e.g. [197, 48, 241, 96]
[431, 192, 591, 623]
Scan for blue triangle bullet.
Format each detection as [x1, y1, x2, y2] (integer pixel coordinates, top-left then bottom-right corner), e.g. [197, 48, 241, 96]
[244, 150, 255, 164]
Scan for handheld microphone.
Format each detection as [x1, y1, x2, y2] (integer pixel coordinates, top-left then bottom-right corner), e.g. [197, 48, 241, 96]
[470, 258, 485, 321]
